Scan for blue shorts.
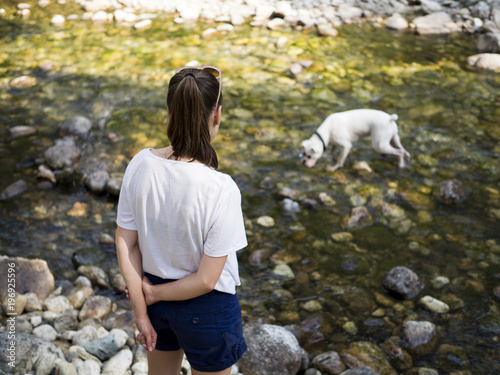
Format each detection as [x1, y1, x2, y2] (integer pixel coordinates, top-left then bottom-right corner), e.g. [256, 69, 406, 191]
[145, 273, 247, 372]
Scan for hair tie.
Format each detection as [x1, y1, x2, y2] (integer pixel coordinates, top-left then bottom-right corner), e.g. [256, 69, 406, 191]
[184, 73, 196, 80]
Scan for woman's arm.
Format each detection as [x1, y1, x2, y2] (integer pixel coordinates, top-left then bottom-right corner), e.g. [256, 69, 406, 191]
[143, 253, 228, 304]
[115, 226, 156, 351]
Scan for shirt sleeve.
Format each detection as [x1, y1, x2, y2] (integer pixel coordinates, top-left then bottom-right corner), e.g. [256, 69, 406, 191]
[116, 158, 138, 231]
[204, 181, 247, 257]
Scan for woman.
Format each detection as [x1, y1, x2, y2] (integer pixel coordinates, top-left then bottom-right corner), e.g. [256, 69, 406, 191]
[115, 66, 248, 375]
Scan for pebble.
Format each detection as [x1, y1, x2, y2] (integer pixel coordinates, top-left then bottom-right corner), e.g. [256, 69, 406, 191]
[273, 263, 295, 278]
[256, 215, 275, 227]
[419, 295, 450, 313]
[32, 324, 58, 341]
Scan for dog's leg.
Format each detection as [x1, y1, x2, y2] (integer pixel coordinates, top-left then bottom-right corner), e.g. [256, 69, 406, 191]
[390, 133, 410, 163]
[374, 142, 408, 168]
[331, 142, 352, 171]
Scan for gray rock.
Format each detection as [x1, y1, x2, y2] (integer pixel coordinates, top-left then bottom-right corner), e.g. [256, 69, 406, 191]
[386, 13, 408, 30]
[105, 175, 123, 196]
[477, 22, 500, 53]
[312, 351, 346, 374]
[66, 285, 95, 309]
[438, 179, 466, 204]
[346, 206, 372, 229]
[0, 332, 65, 374]
[8, 125, 37, 138]
[402, 321, 436, 348]
[467, 53, 500, 70]
[317, 23, 339, 36]
[85, 170, 110, 194]
[78, 295, 112, 321]
[101, 348, 133, 374]
[44, 137, 81, 170]
[43, 295, 74, 314]
[412, 12, 459, 34]
[340, 367, 380, 375]
[420, 0, 442, 14]
[281, 198, 300, 215]
[239, 324, 303, 375]
[73, 358, 101, 375]
[383, 266, 423, 299]
[0, 257, 55, 300]
[32, 324, 58, 341]
[82, 329, 129, 361]
[470, 1, 491, 19]
[60, 116, 93, 138]
[0, 179, 28, 200]
[72, 325, 99, 346]
[77, 265, 110, 288]
[56, 361, 78, 375]
[419, 295, 450, 313]
[16, 318, 33, 334]
[53, 310, 79, 333]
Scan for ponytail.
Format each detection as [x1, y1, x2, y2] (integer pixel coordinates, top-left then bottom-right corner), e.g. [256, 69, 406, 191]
[167, 69, 221, 169]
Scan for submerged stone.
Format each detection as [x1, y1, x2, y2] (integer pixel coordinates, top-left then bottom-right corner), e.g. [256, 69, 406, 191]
[340, 341, 397, 375]
[383, 266, 423, 300]
[0, 179, 27, 200]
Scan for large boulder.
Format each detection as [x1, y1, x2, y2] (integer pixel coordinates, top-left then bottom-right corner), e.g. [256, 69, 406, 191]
[467, 53, 500, 70]
[412, 12, 459, 34]
[0, 257, 54, 300]
[0, 332, 65, 375]
[477, 22, 500, 53]
[238, 324, 303, 375]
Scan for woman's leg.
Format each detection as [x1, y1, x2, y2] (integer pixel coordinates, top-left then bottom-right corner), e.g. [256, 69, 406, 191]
[191, 367, 232, 375]
[147, 349, 184, 375]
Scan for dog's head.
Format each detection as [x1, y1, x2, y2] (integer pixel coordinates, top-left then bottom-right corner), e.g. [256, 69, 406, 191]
[300, 138, 324, 168]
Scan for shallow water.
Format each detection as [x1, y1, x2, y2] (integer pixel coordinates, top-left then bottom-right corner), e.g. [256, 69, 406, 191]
[1, 3, 499, 373]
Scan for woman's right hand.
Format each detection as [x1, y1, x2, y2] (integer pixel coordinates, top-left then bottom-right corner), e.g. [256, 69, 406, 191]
[135, 315, 157, 352]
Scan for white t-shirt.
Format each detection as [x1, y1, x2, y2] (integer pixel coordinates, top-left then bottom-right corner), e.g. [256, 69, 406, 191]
[117, 149, 247, 294]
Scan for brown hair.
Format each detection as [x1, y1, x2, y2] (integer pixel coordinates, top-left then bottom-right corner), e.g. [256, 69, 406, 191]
[166, 68, 222, 169]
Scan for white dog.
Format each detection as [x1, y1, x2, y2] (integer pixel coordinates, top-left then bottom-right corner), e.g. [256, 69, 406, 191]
[300, 109, 410, 170]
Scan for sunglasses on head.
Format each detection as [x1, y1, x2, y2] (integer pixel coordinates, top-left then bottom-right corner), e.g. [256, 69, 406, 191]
[175, 65, 222, 106]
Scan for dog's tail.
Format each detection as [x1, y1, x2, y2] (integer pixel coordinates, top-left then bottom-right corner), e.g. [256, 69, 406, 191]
[390, 114, 398, 122]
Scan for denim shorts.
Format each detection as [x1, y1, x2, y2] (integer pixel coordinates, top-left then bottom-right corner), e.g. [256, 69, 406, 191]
[145, 272, 247, 372]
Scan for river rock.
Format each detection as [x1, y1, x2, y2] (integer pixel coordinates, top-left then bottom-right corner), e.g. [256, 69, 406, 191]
[380, 337, 412, 371]
[340, 341, 397, 375]
[0, 179, 28, 200]
[317, 23, 338, 36]
[2, 292, 26, 315]
[346, 206, 372, 229]
[0, 331, 65, 375]
[51, 14, 65, 24]
[77, 265, 110, 288]
[78, 296, 112, 321]
[401, 321, 436, 349]
[82, 329, 128, 361]
[420, 0, 442, 13]
[477, 314, 500, 335]
[9, 75, 38, 89]
[44, 137, 81, 170]
[273, 263, 295, 278]
[0, 257, 54, 300]
[256, 215, 275, 227]
[32, 324, 58, 341]
[438, 179, 466, 204]
[24, 292, 43, 312]
[340, 367, 381, 375]
[419, 295, 449, 313]
[477, 21, 500, 53]
[337, 4, 363, 21]
[72, 325, 99, 345]
[312, 351, 346, 374]
[101, 348, 133, 375]
[85, 170, 110, 194]
[8, 125, 36, 138]
[105, 174, 122, 196]
[281, 198, 300, 215]
[38, 164, 57, 184]
[56, 361, 78, 375]
[467, 53, 500, 70]
[238, 324, 303, 375]
[53, 310, 79, 333]
[331, 232, 354, 243]
[67, 285, 95, 309]
[412, 12, 459, 34]
[43, 295, 74, 314]
[60, 116, 93, 138]
[383, 266, 423, 299]
[386, 13, 408, 30]
[73, 358, 101, 375]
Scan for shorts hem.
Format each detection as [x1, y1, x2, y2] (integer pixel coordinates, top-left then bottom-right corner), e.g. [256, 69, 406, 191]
[154, 344, 181, 351]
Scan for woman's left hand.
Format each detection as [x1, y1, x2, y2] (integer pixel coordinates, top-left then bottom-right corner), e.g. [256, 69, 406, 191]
[135, 315, 157, 352]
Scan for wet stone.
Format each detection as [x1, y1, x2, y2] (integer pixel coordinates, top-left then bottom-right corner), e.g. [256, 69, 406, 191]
[386, 13, 408, 30]
[78, 296, 112, 321]
[85, 171, 110, 194]
[383, 266, 423, 300]
[60, 116, 93, 138]
[8, 125, 36, 138]
[340, 341, 397, 375]
[346, 206, 372, 229]
[401, 320, 436, 349]
[77, 265, 110, 288]
[311, 351, 346, 374]
[0, 179, 28, 200]
[340, 367, 381, 375]
[419, 295, 449, 313]
[9, 75, 38, 89]
[438, 179, 466, 204]
[44, 137, 81, 170]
